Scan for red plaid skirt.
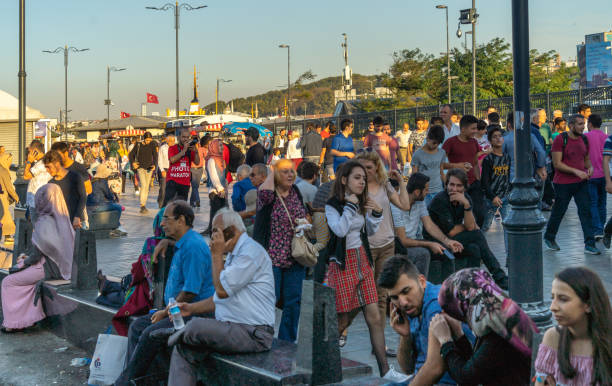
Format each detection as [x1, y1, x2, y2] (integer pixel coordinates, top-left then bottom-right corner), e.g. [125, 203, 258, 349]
[328, 246, 378, 313]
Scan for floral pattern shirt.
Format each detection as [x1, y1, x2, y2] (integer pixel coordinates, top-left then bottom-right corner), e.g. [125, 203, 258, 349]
[258, 187, 306, 268]
[409, 130, 428, 151]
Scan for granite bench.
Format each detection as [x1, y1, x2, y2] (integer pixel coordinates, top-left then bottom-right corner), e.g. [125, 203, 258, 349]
[87, 208, 121, 239]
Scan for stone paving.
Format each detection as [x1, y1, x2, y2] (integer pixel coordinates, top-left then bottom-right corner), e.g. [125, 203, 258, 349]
[97, 181, 612, 373]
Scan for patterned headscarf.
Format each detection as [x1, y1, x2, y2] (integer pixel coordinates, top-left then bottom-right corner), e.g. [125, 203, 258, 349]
[205, 139, 225, 171]
[438, 268, 538, 358]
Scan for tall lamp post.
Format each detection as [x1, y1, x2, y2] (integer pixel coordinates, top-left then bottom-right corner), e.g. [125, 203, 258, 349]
[43, 45, 90, 141]
[456, 3, 477, 115]
[216, 78, 232, 114]
[105, 66, 126, 133]
[18, 0, 26, 165]
[279, 44, 290, 133]
[436, 4, 451, 104]
[146, 2, 207, 119]
[504, 0, 553, 329]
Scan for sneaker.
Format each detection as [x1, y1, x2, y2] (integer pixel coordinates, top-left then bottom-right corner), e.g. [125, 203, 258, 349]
[595, 234, 604, 241]
[382, 366, 411, 383]
[140, 206, 149, 214]
[604, 233, 612, 249]
[544, 239, 560, 251]
[134, 190, 140, 196]
[585, 245, 601, 255]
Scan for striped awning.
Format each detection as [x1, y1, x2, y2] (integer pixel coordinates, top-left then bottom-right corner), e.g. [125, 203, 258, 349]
[191, 122, 224, 132]
[115, 129, 145, 137]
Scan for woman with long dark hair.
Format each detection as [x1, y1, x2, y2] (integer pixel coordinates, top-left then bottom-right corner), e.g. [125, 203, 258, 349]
[324, 160, 407, 382]
[535, 266, 612, 385]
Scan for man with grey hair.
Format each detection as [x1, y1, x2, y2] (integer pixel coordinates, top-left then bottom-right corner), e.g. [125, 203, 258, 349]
[544, 114, 599, 254]
[529, 108, 548, 150]
[166, 208, 275, 386]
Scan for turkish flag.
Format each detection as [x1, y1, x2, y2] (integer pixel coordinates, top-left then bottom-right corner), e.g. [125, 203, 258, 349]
[146, 93, 159, 104]
[120, 112, 131, 119]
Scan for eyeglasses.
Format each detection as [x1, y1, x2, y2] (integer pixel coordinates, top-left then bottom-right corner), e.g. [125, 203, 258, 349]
[249, 173, 256, 177]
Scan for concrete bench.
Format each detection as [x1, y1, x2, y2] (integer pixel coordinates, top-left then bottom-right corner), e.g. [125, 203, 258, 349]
[87, 208, 121, 239]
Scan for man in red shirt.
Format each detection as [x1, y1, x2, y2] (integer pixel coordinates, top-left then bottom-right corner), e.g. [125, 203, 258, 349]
[164, 128, 199, 207]
[364, 116, 398, 171]
[442, 115, 484, 227]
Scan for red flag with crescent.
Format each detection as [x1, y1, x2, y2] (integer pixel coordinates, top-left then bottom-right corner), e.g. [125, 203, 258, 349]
[120, 112, 131, 119]
[146, 93, 159, 104]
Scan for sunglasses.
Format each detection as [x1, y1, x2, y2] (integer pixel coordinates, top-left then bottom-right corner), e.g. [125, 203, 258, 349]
[356, 147, 374, 154]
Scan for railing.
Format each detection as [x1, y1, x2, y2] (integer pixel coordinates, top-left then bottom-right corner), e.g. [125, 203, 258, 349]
[263, 85, 612, 138]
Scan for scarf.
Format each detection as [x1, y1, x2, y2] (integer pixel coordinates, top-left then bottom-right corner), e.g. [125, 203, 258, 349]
[32, 184, 76, 280]
[438, 268, 537, 358]
[205, 139, 225, 171]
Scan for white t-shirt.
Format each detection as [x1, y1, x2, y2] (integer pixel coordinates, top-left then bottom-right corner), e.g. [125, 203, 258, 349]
[391, 200, 428, 240]
[443, 123, 460, 143]
[395, 130, 412, 148]
[26, 160, 52, 208]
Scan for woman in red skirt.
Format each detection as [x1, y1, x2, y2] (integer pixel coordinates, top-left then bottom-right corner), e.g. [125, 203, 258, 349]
[325, 160, 408, 382]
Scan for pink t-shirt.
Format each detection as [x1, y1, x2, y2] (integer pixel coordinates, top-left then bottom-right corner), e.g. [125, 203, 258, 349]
[585, 129, 608, 179]
[551, 134, 588, 184]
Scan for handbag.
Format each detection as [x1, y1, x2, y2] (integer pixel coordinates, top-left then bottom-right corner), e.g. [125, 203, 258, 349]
[276, 190, 318, 267]
[88, 330, 128, 385]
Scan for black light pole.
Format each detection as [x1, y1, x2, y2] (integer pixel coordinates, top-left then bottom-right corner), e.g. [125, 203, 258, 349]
[43, 45, 90, 141]
[146, 2, 207, 119]
[279, 44, 290, 132]
[471, 0, 477, 115]
[215, 77, 232, 114]
[436, 4, 451, 104]
[106, 66, 126, 133]
[504, 0, 553, 329]
[18, 0, 26, 165]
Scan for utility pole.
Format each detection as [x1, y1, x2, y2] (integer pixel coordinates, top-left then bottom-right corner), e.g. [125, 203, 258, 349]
[436, 5, 451, 104]
[471, 0, 477, 115]
[279, 44, 290, 131]
[18, 0, 26, 165]
[106, 66, 126, 133]
[216, 77, 232, 114]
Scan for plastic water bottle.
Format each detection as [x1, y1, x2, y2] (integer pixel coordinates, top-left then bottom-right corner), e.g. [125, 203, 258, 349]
[168, 297, 185, 330]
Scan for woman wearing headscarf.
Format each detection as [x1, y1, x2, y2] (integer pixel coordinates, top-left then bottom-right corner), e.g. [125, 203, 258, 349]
[203, 137, 227, 235]
[0, 153, 19, 244]
[429, 268, 537, 385]
[1, 184, 75, 332]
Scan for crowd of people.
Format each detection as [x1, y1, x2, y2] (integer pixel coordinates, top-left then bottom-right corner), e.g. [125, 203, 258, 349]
[0, 102, 611, 385]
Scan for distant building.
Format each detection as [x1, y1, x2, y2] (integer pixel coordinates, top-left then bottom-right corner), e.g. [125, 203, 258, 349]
[576, 31, 612, 88]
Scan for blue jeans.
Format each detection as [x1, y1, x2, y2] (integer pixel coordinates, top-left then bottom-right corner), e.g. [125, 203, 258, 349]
[544, 181, 595, 247]
[273, 264, 305, 342]
[190, 167, 204, 206]
[588, 177, 606, 235]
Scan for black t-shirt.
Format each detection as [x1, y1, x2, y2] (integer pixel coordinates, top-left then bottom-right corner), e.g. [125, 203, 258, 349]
[426, 190, 473, 236]
[50, 170, 87, 222]
[323, 137, 334, 165]
[68, 161, 89, 183]
[245, 143, 266, 166]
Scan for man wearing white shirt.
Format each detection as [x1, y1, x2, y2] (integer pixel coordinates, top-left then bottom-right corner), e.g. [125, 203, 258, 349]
[395, 123, 412, 168]
[439, 104, 460, 143]
[167, 208, 276, 386]
[157, 134, 175, 208]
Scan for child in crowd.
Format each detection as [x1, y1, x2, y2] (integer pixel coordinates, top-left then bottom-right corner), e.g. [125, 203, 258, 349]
[269, 148, 281, 164]
[411, 125, 447, 206]
[475, 119, 491, 169]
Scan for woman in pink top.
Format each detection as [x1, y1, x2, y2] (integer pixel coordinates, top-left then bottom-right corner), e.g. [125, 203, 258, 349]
[584, 114, 608, 237]
[534, 266, 612, 385]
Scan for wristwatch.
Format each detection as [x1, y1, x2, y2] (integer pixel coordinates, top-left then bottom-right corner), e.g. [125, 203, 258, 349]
[463, 206, 472, 211]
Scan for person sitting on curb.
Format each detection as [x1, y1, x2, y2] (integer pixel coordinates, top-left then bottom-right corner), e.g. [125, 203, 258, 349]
[163, 208, 276, 386]
[86, 164, 125, 237]
[114, 200, 214, 385]
[378, 255, 473, 386]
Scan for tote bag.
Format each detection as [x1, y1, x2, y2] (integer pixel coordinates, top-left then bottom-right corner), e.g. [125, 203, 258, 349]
[87, 333, 128, 385]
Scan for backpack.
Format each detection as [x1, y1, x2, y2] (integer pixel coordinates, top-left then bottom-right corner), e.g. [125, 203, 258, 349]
[560, 131, 588, 160]
[225, 142, 245, 173]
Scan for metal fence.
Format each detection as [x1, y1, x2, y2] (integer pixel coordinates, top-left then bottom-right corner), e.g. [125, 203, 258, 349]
[263, 85, 612, 138]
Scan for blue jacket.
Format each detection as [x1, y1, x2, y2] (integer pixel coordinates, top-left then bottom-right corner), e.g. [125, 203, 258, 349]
[86, 179, 116, 207]
[531, 123, 547, 150]
[502, 130, 547, 181]
[231, 178, 255, 212]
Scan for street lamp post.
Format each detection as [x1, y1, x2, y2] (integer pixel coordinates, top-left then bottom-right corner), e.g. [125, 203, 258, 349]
[436, 5, 451, 104]
[279, 44, 290, 133]
[43, 45, 90, 141]
[106, 66, 126, 133]
[471, 0, 477, 115]
[216, 78, 232, 114]
[18, 0, 26, 165]
[504, 0, 553, 329]
[146, 2, 207, 119]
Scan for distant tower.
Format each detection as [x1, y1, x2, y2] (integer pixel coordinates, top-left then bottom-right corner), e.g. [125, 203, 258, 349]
[189, 65, 200, 114]
[341, 33, 352, 101]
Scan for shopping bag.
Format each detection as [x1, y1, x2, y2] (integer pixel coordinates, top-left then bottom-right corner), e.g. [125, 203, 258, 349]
[87, 333, 128, 385]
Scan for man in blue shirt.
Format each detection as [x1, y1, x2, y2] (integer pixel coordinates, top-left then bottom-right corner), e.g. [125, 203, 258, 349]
[116, 200, 214, 385]
[379, 255, 473, 385]
[502, 112, 547, 182]
[330, 118, 356, 172]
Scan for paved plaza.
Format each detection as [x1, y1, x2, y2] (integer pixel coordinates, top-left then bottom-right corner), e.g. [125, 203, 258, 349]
[1, 180, 612, 384]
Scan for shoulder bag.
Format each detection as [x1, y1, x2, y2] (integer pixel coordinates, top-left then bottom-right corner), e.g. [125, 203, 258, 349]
[276, 190, 318, 267]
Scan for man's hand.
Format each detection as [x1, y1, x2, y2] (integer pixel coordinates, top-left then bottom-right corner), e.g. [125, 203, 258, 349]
[152, 239, 170, 264]
[427, 242, 445, 255]
[492, 196, 503, 207]
[151, 309, 168, 324]
[536, 167, 547, 182]
[606, 181, 612, 194]
[390, 304, 410, 337]
[460, 162, 472, 172]
[449, 192, 468, 207]
[587, 166, 594, 178]
[27, 150, 37, 163]
[364, 197, 382, 213]
[169, 302, 192, 320]
[73, 217, 82, 230]
[345, 152, 355, 159]
[444, 239, 463, 253]
[210, 228, 231, 257]
[132, 162, 139, 170]
[574, 169, 588, 180]
[430, 313, 452, 345]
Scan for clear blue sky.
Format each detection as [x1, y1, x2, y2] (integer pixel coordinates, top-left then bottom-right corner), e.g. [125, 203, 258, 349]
[0, 0, 610, 120]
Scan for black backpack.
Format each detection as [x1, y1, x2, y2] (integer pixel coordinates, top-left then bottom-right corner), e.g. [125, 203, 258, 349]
[560, 131, 588, 160]
[225, 142, 245, 173]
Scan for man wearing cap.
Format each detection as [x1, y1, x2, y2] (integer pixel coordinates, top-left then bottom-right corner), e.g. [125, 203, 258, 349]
[129, 131, 159, 213]
[164, 128, 199, 208]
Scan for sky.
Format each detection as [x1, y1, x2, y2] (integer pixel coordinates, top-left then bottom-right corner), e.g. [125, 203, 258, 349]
[0, 0, 610, 121]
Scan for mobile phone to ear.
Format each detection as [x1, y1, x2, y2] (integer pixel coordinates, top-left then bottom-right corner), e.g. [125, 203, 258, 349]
[222, 227, 235, 241]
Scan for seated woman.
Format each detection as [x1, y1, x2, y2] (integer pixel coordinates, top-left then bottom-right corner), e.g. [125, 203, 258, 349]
[87, 164, 124, 236]
[428, 268, 536, 385]
[1, 184, 75, 332]
[534, 267, 612, 386]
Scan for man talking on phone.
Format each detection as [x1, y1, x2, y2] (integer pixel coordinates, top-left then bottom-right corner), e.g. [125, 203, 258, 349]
[164, 128, 200, 208]
[378, 255, 473, 386]
[165, 208, 276, 386]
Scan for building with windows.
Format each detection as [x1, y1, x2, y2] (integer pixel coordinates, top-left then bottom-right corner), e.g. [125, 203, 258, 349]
[577, 31, 612, 88]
